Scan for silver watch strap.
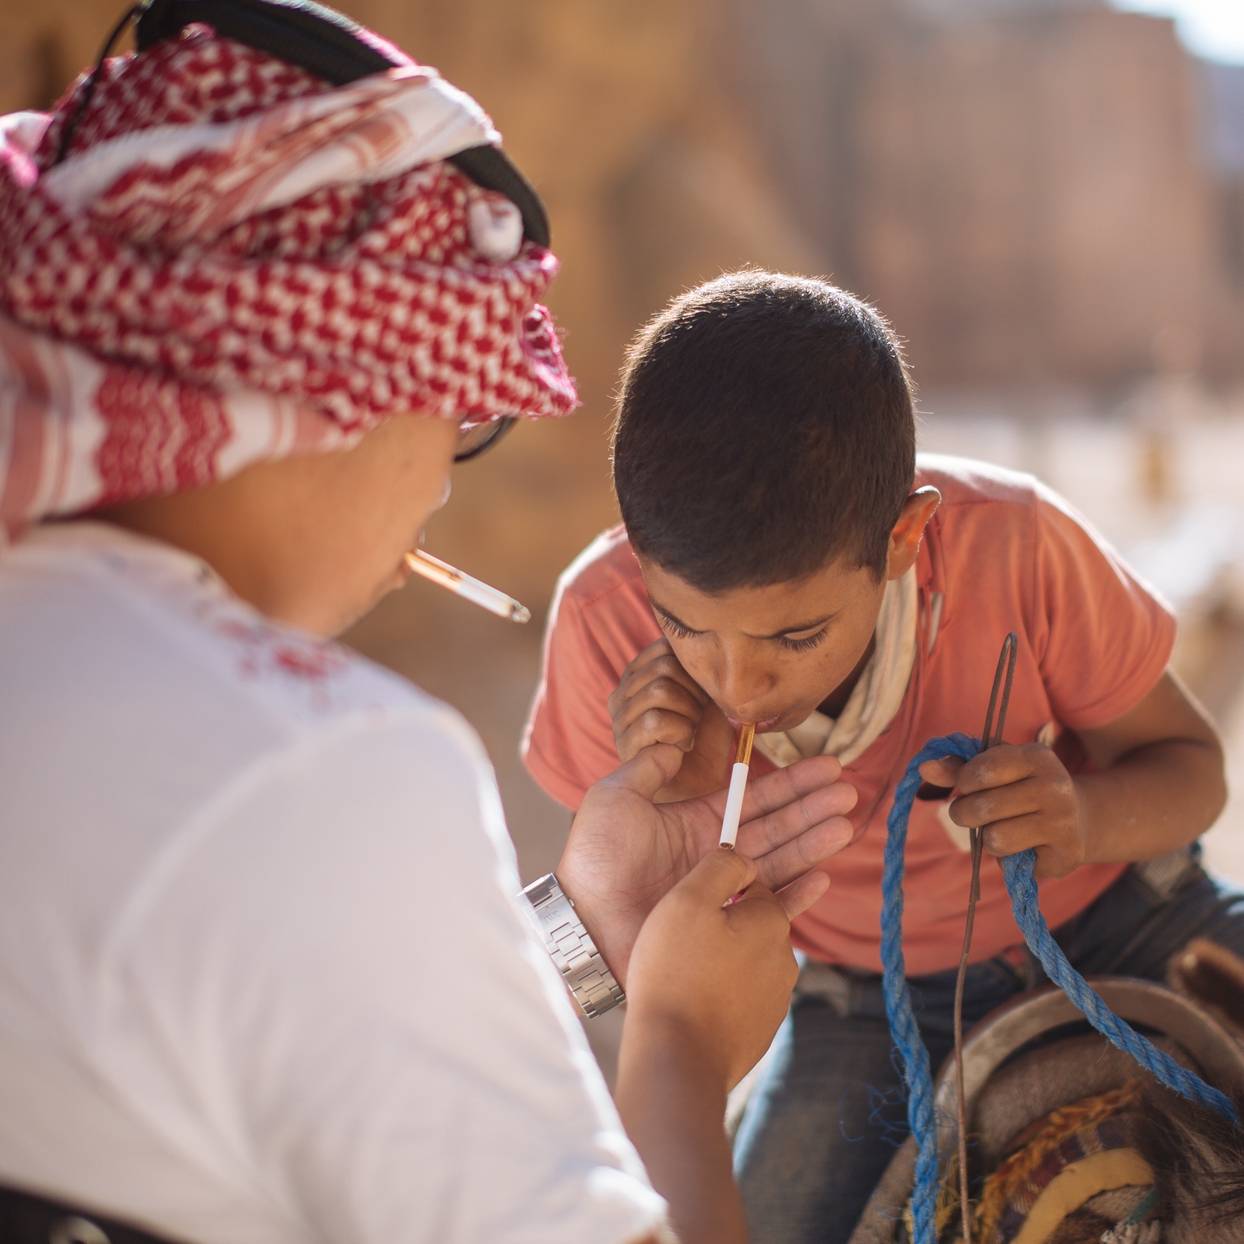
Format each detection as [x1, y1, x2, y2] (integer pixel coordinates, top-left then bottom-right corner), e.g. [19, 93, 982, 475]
[521, 873, 625, 1019]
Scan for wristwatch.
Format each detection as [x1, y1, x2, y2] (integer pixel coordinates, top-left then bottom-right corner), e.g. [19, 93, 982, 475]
[521, 873, 625, 1018]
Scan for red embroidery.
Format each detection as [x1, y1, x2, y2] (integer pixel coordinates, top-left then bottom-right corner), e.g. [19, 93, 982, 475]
[207, 611, 347, 690]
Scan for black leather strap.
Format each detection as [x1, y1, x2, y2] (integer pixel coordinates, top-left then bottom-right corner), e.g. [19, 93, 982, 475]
[0, 1185, 176, 1244]
[136, 0, 394, 84]
[129, 0, 551, 246]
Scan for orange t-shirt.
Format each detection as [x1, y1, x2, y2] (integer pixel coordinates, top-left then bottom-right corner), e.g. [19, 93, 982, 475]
[522, 456, 1176, 976]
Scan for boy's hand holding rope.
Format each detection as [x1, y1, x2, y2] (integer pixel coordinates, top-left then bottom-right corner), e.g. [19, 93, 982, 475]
[883, 633, 1237, 1244]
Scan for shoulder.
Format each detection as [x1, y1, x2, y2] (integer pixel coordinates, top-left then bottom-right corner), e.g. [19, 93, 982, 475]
[916, 451, 1127, 563]
[555, 524, 646, 610]
[916, 452, 1045, 514]
[547, 524, 661, 665]
[0, 521, 432, 733]
[916, 453, 1076, 568]
[0, 523, 487, 852]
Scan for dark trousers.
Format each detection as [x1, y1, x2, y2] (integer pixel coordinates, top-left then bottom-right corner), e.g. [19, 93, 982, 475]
[732, 853, 1244, 1244]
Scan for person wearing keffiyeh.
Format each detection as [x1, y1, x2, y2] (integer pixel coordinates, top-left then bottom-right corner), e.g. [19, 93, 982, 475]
[0, 12, 855, 1244]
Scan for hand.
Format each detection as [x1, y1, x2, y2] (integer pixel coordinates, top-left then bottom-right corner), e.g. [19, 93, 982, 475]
[607, 638, 737, 801]
[624, 848, 800, 1090]
[559, 743, 857, 986]
[919, 743, 1084, 879]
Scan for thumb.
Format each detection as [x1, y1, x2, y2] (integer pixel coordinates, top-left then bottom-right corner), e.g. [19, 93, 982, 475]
[597, 742, 687, 801]
[919, 755, 965, 787]
[675, 847, 760, 909]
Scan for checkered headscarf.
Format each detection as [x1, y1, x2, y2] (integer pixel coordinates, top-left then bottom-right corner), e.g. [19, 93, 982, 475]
[0, 24, 576, 537]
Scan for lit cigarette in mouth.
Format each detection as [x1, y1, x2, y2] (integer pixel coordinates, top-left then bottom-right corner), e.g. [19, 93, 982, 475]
[719, 722, 756, 849]
[403, 550, 531, 624]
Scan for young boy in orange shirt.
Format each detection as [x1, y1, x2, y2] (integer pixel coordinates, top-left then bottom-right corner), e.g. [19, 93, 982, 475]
[522, 271, 1235, 1243]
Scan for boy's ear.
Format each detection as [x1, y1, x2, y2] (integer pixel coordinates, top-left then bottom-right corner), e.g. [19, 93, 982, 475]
[884, 486, 940, 581]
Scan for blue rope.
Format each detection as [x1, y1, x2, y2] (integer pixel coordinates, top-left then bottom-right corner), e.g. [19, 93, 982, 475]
[880, 732, 1239, 1244]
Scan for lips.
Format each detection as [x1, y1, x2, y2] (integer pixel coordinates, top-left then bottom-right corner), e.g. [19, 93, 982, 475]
[725, 712, 787, 734]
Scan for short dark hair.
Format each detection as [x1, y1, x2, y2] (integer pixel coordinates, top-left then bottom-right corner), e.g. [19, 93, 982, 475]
[612, 271, 916, 591]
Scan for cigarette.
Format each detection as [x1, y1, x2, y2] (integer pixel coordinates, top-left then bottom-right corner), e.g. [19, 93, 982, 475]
[719, 723, 756, 849]
[403, 550, 531, 623]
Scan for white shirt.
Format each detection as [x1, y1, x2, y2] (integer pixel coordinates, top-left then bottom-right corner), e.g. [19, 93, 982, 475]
[0, 523, 665, 1244]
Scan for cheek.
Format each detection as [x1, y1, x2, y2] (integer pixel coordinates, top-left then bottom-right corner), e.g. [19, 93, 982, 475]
[667, 638, 711, 686]
[779, 646, 845, 697]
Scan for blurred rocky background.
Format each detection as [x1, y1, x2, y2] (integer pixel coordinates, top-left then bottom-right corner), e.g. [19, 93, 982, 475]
[7, 0, 1244, 1073]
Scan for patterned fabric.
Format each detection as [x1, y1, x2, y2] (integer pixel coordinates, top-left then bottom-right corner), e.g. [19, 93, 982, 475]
[0, 26, 576, 539]
[973, 1081, 1150, 1244]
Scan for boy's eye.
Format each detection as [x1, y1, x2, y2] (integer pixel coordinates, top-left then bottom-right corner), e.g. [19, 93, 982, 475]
[778, 628, 828, 653]
[659, 616, 698, 640]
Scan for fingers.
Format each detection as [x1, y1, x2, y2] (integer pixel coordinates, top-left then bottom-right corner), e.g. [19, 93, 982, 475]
[746, 817, 854, 893]
[734, 766, 858, 856]
[944, 745, 1070, 831]
[979, 806, 1085, 876]
[953, 743, 1057, 796]
[677, 846, 760, 909]
[736, 753, 853, 822]
[608, 640, 710, 760]
[717, 867, 797, 954]
[979, 812, 1081, 878]
[950, 751, 1076, 837]
[942, 744, 1083, 879]
[776, 870, 831, 920]
[721, 756, 857, 897]
[919, 756, 965, 787]
[595, 742, 692, 801]
[949, 773, 1051, 834]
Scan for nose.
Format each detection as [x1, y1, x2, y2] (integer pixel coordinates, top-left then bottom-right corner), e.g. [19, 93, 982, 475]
[716, 643, 775, 719]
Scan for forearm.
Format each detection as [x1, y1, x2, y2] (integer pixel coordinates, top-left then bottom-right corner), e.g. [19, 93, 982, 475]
[1078, 736, 1227, 864]
[615, 1016, 746, 1244]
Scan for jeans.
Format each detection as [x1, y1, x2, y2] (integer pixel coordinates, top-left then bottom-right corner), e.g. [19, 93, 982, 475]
[732, 852, 1244, 1244]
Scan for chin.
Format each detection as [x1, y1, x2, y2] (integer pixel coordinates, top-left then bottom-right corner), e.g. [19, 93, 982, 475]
[329, 575, 399, 638]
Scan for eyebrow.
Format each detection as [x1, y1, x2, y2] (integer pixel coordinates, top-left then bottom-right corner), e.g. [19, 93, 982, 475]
[650, 599, 835, 641]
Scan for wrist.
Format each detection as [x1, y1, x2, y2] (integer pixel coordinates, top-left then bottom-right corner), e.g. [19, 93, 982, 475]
[554, 855, 636, 987]
[520, 873, 626, 1018]
[615, 1014, 744, 1244]
[1070, 776, 1101, 866]
[619, 1006, 733, 1099]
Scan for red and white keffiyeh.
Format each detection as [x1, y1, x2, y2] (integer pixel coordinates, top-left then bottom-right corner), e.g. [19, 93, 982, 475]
[0, 26, 577, 540]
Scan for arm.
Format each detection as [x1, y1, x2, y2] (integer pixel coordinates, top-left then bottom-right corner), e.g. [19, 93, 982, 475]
[558, 742, 857, 1243]
[920, 669, 1226, 880]
[614, 851, 796, 1244]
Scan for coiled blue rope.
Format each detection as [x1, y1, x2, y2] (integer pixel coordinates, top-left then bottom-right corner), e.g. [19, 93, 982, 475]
[881, 732, 1239, 1244]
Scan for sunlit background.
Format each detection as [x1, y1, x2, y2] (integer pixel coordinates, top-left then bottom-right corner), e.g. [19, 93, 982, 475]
[6, 0, 1244, 1073]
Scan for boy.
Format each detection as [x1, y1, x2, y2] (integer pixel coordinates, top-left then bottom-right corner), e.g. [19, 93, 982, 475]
[522, 271, 1237, 1243]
